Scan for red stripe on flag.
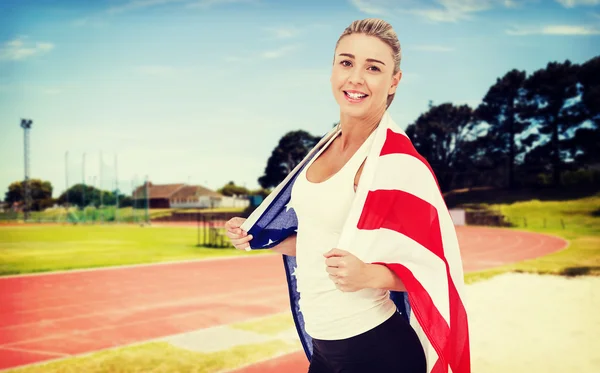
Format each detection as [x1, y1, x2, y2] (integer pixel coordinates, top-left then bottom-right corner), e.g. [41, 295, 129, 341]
[359, 189, 470, 373]
[431, 357, 445, 373]
[448, 273, 471, 373]
[372, 262, 448, 372]
[380, 128, 442, 193]
[357, 189, 445, 260]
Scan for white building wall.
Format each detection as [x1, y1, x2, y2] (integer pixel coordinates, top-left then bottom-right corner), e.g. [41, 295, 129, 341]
[219, 196, 250, 209]
[170, 196, 217, 209]
[170, 196, 249, 209]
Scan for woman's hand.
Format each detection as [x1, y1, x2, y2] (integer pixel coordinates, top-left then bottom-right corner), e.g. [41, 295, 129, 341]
[324, 248, 407, 292]
[323, 248, 369, 292]
[225, 217, 253, 251]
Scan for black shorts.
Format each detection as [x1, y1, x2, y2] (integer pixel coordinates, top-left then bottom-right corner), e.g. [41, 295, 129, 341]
[307, 311, 427, 373]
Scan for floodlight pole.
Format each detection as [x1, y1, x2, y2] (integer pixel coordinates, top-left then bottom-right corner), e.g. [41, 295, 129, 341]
[20, 119, 33, 221]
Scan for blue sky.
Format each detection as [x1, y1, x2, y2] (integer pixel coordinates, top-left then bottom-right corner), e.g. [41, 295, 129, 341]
[0, 0, 599, 197]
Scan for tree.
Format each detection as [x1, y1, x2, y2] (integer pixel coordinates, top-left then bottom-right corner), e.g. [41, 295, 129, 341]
[579, 56, 600, 126]
[258, 130, 321, 189]
[568, 126, 600, 165]
[475, 69, 529, 188]
[4, 179, 53, 211]
[217, 181, 250, 197]
[57, 184, 125, 208]
[249, 188, 271, 198]
[405, 103, 480, 191]
[565, 56, 600, 166]
[521, 60, 581, 186]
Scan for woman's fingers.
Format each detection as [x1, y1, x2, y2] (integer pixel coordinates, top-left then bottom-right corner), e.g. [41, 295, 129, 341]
[225, 217, 252, 250]
[225, 217, 246, 230]
[230, 234, 253, 250]
[225, 230, 247, 239]
[231, 234, 253, 246]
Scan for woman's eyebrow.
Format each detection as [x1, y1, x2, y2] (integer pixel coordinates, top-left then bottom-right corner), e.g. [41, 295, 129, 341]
[338, 53, 385, 66]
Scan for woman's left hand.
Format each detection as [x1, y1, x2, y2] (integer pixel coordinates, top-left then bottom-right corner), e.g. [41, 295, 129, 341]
[323, 248, 370, 292]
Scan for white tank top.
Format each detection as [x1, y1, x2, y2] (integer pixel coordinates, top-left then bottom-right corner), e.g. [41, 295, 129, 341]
[290, 128, 397, 340]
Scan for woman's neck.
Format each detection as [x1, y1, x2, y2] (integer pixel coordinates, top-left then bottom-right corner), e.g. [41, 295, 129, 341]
[338, 106, 385, 150]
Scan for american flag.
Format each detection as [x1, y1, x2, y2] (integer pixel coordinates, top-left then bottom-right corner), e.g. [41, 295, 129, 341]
[241, 111, 470, 373]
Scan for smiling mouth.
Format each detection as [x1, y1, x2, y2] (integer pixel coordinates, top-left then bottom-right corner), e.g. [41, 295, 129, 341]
[344, 91, 368, 100]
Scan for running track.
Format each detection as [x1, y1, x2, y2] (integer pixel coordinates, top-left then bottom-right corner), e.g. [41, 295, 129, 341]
[0, 226, 567, 371]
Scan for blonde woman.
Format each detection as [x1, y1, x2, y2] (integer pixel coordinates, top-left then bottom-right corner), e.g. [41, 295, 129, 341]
[226, 18, 470, 373]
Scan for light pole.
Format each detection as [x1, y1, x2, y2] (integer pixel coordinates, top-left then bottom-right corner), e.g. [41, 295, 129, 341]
[20, 119, 33, 221]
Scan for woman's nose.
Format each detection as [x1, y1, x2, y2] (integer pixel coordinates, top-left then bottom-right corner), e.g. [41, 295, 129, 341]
[348, 68, 364, 85]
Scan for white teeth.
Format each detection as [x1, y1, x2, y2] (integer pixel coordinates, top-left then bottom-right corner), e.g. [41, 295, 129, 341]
[346, 92, 366, 99]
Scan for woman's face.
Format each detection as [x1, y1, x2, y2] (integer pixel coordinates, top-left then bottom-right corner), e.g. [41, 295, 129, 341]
[331, 33, 401, 119]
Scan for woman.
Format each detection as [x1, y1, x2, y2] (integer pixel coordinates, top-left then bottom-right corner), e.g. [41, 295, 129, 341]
[226, 18, 470, 373]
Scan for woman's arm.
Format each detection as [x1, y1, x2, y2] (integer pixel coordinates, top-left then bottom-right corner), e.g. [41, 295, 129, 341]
[323, 249, 405, 292]
[270, 234, 297, 256]
[363, 263, 406, 292]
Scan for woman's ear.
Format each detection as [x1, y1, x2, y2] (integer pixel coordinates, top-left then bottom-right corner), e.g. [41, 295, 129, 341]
[388, 70, 402, 95]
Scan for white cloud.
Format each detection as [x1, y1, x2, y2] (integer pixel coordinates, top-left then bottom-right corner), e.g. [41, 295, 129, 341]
[224, 56, 244, 63]
[260, 45, 299, 59]
[0, 38, 55, 61]
[224, 44, 300, 64]
[507, 24, 600, 35]
[74, 0, 258, 28]
[502, 0, 521, 7]
[263, 27, 302, 40]
[349, 0, 529, 23]
[43, 88, 63, 95]
[107, 0, 186, 14]
[408, 0, 498, 22]
[185, 0, 258, 8]
[412, 44, 455, 52]
[106, 0, 255, 14]
[134, 65, 179, 77]
[349, 0, 389, 15]
[0, 83, 71, 95]
[72, 16, 107, 28]
[555, 0, 600, 8]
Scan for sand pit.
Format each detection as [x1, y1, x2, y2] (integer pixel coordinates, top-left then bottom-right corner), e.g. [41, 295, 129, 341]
[467, 273, 600, 373]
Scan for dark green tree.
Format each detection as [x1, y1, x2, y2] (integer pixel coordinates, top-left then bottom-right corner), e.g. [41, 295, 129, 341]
[566, 56, 600, 165]
[57, 184, 125, 208]
[258, 130, 321, 189]
[4, 179, 53, 211]
[475, 69, 529, 188]
[579, 56, 600, 126]
[405, 103, 481, 191]
[521, 60, 581, 186]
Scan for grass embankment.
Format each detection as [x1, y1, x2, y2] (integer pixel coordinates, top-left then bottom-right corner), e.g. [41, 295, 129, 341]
[464, 194, 600, 283]
[3, 340, 299, 373]
[0, 206, 246, 224]
[0, 225, 266, 276]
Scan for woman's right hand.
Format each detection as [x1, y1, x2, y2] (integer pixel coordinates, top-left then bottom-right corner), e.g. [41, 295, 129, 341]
[225, 217, 253, 251]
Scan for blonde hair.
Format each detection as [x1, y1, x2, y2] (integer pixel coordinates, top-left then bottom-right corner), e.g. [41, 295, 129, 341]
[335, 18, 401, 108]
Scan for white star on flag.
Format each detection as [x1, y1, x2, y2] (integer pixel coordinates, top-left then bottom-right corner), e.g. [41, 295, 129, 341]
[285, 198, 295, 212]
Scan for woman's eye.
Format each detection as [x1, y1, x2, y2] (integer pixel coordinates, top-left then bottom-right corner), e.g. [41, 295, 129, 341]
[368, 65, 381, 72]
[340, 60, 352, 67]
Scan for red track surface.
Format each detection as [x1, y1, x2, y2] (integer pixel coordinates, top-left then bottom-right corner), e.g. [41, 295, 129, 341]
[0, 226, 567, 371]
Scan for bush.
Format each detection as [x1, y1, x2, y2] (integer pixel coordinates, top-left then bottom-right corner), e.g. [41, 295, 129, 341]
[561, 169, 600, 187]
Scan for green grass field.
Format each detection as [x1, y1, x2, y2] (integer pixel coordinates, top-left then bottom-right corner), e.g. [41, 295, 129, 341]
[0, 206, 245, 224]
[0, 224, 266, 276]
[464, 194, 600, 283]
[3, 340, 300, 373]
